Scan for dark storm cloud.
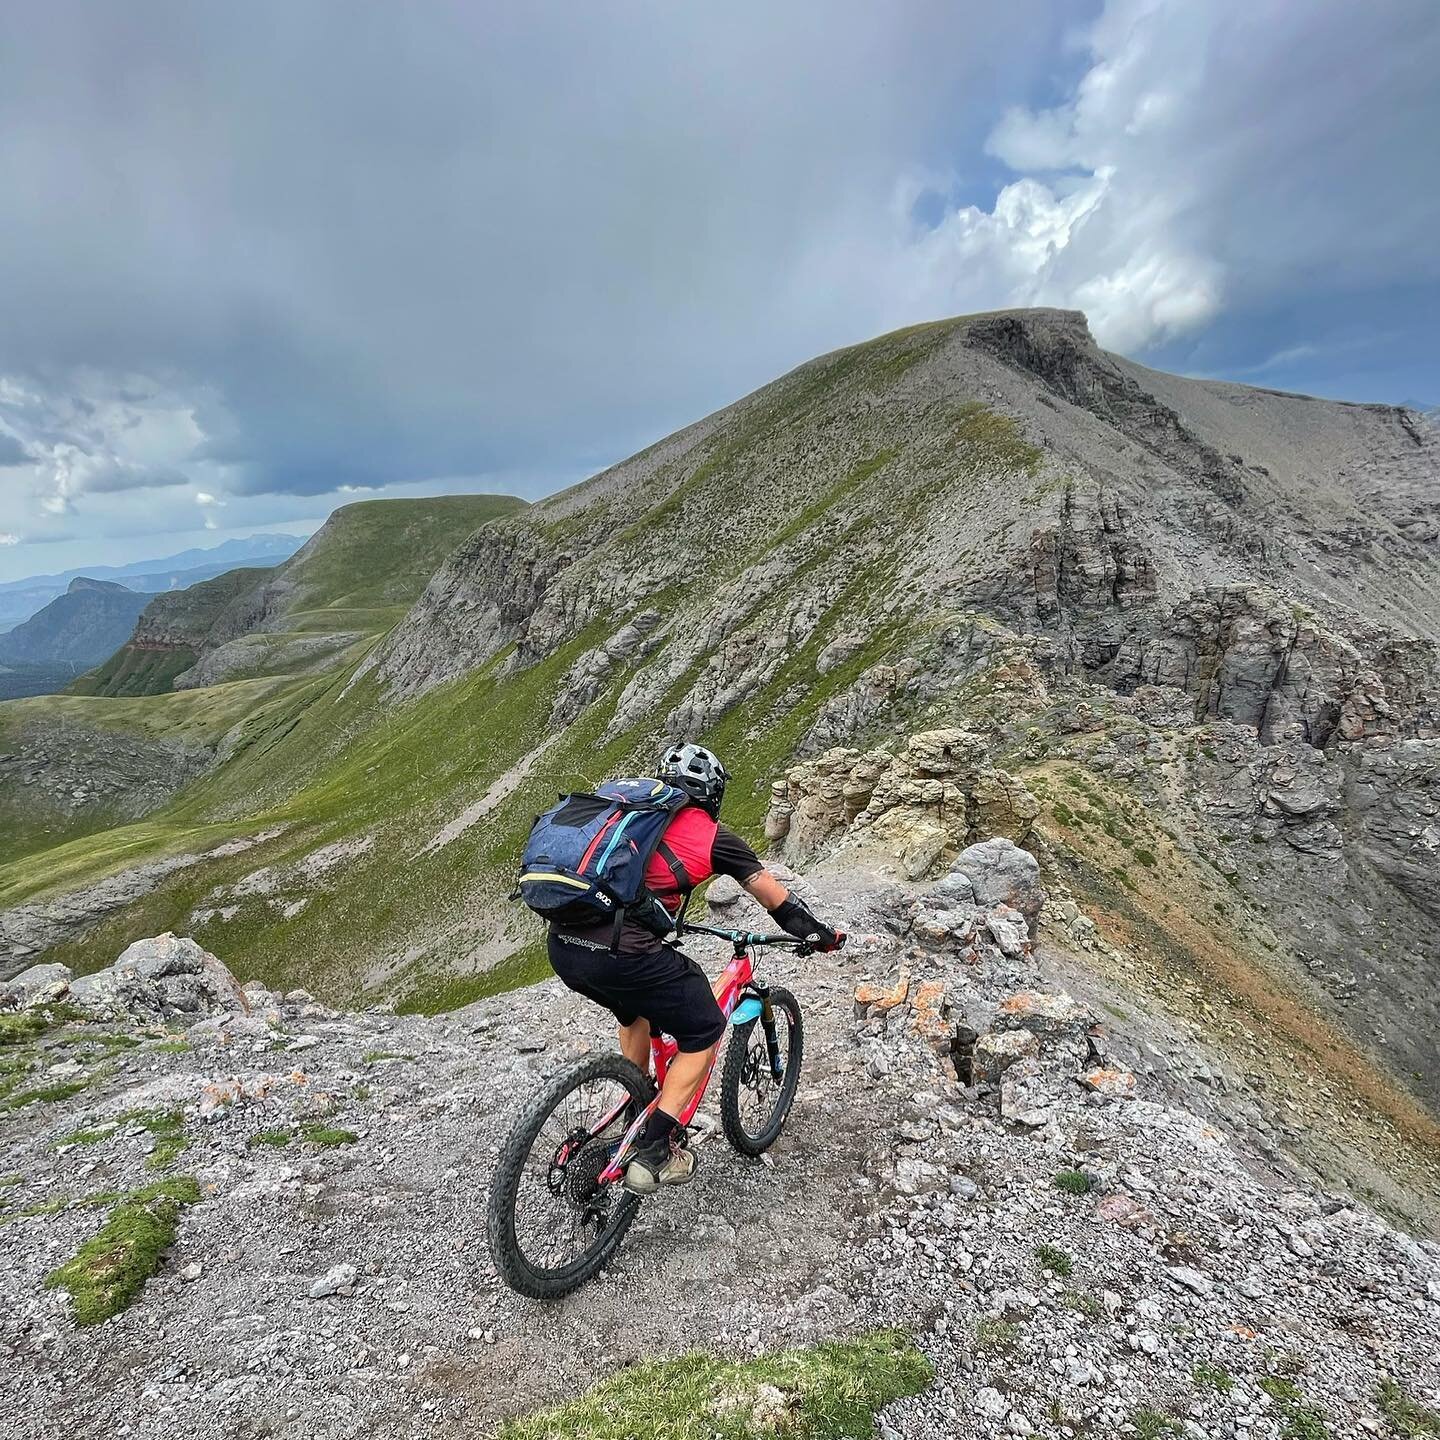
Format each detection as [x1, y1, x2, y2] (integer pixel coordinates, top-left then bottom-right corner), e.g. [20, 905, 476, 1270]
[0, 1, 1061, 512]
[0, 0, 1437, 575]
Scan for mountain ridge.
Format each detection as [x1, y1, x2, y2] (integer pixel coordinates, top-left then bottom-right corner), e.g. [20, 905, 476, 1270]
[0, 577, 151, 670]
[0, 311, 1435, 1223]
[0, 534, 308, 633]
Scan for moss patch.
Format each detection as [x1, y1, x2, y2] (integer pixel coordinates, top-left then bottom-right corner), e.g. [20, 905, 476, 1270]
[43, 1175, 200, 1326]
[299, 1124, 356, 1148]
[496, 1329, 931, 1440]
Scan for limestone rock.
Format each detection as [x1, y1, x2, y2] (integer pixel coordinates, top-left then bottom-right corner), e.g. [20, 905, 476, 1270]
[854, 973, 910, 1017]
[0, 962, 74, 1010]
[953, 839, 1045, 935]
[984, 906, 1032, 958]
[993, 990, 1095, 1040]
[999, 1058, 1052, 1127]
[767, 730, 1039, 877]
[67, 934, 249, 1023]
[706, 875, 743, 910]
[972, 1029, 1040, 1084]
[1080, 1067, 1137, 1098]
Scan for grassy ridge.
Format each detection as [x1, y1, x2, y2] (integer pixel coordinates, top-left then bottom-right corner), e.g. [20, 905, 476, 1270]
[74, 495, 528, 701]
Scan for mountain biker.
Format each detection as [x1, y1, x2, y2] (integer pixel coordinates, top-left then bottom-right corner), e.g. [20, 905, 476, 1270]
[545, 743, 842, 1195]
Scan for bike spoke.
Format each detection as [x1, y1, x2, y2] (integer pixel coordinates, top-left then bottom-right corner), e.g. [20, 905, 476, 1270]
[509, 1073, 634, 1276]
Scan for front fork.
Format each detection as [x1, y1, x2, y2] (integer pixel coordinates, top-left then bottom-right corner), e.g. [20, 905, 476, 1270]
[753, 987, 785, 1083]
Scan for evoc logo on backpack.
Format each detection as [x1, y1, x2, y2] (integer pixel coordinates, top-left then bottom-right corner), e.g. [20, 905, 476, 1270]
[516, 778, 691, 942]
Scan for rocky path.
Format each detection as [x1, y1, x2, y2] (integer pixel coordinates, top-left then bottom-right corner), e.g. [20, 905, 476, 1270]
[2, 859, 1438, 1440]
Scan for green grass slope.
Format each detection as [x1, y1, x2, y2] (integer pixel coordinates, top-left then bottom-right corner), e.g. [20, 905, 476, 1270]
[0, 319, 1052, 1006]
[0, 495, 528, 888]
[76, 496, 527, 699]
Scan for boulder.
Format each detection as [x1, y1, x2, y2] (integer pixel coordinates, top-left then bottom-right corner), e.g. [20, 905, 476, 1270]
[1080, 1067, 1137, 1098]
[67, 934, 249, 1023]
[971, 1028, 1040, 1084]
[706, 875, 744, 910]
[984, 905, 1031, 958]
[0, 962, 74, 1010]
[854, 973, 910, 1017]
[993, 990, 1095, 1041]
[864, 809, 950, 880]
[998, 1058, 1052, 1127]
[951, 838, 1045, 936]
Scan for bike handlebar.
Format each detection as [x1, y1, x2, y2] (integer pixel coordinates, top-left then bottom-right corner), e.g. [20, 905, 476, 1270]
[677, 921, 847, 954]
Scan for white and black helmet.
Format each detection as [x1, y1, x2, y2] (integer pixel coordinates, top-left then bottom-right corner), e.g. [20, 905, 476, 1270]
[658, 742, 729, 816]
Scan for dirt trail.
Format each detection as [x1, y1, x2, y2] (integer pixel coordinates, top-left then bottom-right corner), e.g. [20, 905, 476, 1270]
[3, 873, 1438, 1440]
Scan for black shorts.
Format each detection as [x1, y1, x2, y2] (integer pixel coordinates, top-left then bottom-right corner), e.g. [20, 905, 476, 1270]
[547, 932, 727, 1053]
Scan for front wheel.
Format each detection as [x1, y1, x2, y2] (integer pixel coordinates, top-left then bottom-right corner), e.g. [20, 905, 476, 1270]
[486, 1052, 653, 1300]
[720, 985, 804, 1156]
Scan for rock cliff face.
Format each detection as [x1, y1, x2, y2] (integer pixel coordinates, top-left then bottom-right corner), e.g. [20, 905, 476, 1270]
[80, 495, 526, 698]
[349, 309, 1439, 1115]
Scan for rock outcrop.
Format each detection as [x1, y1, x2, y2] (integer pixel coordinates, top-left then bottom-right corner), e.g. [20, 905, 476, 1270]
[2, 934, 248, 1022]
[766, 730, 1040, 878]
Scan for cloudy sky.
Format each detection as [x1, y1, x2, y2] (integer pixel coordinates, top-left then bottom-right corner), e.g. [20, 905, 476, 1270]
[0, 0, 1436, 582]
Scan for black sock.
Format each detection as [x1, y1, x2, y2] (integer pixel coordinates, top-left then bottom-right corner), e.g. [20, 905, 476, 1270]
[639, 1107, 679, 1148]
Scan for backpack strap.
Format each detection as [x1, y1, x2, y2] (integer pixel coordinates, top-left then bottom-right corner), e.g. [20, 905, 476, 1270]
[654, 839, 692, 894]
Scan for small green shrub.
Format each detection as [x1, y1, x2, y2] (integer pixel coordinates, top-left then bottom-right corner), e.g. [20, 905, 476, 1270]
[1194, 1361, 1234, 1393]
[1053, 1170, 1092, 1196]
[1034, 1243, 1073, 1277]
[247, 1129, 292, 1149]
[1376, 1379, 1440, 1437]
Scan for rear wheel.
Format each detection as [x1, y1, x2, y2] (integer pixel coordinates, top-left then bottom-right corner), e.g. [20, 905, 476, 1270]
[486, 1052, 652, 1299]
[720, 985, 803, 1156]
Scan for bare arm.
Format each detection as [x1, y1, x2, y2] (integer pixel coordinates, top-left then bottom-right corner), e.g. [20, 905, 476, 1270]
[742, 870, 789, 911]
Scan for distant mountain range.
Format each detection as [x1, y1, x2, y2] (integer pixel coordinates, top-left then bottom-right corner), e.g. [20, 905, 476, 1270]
[0, 534, 307, 633]
[0, 579, 156, 700]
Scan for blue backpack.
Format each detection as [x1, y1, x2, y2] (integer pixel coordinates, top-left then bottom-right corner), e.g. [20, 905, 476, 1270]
[516, 777, 694, 943]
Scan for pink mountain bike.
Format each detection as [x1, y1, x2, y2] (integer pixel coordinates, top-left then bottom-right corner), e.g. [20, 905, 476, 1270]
[486, 922, 840, 1299]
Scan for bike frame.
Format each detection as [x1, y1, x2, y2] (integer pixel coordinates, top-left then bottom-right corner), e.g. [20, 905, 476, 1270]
[589, 925, 791, 1187]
